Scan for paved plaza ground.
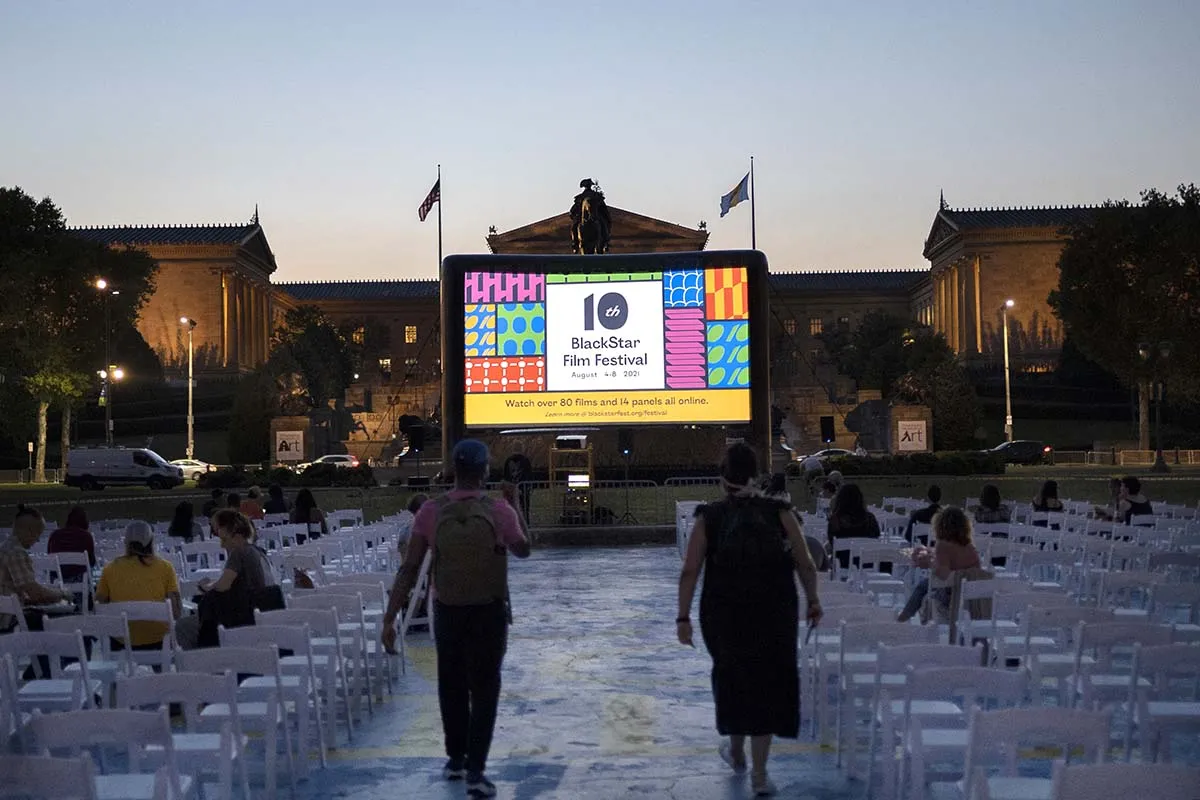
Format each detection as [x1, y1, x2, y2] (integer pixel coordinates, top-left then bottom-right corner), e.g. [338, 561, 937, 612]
[300, 546, 851, 799]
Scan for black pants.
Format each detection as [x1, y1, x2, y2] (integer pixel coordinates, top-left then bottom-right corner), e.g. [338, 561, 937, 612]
[434, 599, 508, 775]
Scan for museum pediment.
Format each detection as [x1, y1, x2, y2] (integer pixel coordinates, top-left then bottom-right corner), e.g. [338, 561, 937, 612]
[487, 206, 709, 254]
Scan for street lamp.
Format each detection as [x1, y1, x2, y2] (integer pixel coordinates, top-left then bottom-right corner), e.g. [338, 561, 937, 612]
[98, 365, 125, 444]
[180, 317, 197, 459]
[1001, 299, 1015, 442]
[1138, 340, 1172, 473]
[95, 279, 120, 444]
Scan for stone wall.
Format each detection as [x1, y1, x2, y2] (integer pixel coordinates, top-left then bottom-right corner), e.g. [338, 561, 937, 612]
[138, 262, 225, 373]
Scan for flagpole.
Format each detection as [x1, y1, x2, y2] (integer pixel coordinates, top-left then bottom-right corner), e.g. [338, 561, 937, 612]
[437, 163, 443, 276]
[749, 155, 757, 250]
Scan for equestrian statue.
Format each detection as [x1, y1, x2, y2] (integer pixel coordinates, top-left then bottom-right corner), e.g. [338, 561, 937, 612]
[570, 178, 612, 255]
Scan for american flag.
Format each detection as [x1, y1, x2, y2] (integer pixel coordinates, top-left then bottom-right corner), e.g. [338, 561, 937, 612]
[418, 179, 440, 222]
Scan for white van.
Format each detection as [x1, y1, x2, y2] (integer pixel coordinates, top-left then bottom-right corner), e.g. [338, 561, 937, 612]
[65, 447, 185, 491]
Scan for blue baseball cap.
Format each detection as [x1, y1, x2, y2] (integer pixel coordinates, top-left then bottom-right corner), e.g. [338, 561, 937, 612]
[452, 439, 490, 472]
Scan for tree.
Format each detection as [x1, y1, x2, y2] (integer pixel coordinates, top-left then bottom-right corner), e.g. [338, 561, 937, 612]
[228, 369, 274, 464]
[268, 306, 354, 409]
[818, 311, 912, 395]
[0, 187, 159, 470]
[1049, 184, 1200, 446]
[823, 312, 982, 450]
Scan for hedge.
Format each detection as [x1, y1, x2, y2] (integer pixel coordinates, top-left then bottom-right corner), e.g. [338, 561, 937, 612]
[785, 451, 1006, 477]
[199, 464, 377, 490]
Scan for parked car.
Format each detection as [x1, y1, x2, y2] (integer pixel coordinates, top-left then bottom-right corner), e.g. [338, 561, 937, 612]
[169, 458, 216, 482]
[293, 454, 360, 472]
[794, 448, 855, 462]
[65, 446, 184, 490]
[985, 440, 1053, 465]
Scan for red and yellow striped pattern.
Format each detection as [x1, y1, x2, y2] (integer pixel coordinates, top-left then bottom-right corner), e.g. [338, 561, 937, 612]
[704, 267, 748, 320]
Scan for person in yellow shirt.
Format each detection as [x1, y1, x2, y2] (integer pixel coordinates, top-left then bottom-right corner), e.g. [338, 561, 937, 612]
[96, 521, 182, 649]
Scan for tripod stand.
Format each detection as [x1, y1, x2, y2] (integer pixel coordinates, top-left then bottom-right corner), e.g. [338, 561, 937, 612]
[616, 452, 638, 525]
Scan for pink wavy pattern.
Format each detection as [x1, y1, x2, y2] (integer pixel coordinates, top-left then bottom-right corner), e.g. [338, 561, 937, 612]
[664, 308, 706, 388]
[464, 272, 545, 304]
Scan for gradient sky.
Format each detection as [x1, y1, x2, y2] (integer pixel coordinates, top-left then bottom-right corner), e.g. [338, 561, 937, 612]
[2, 1, 1197, 281]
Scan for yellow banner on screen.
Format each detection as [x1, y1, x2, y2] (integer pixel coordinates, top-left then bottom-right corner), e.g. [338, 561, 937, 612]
[464, 389, 750, 427]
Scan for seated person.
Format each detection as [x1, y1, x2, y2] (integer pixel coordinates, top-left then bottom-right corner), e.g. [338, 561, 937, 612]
[263, 484, 289, 515]
[176, 509, 275, 650]
[827, 483, 881, 571]
[973, 484, 1012, 525]
[167, 501, 203, 543]
[47, 505, 96, 583]
[240, 487, 266, 521]
[904, 485, 942, 542]
[201, 489, 224, 519]
[95, 522, 182, 651]
[1118, 476, 1153, 524]
[0, 505, 73, 632]
[897, 506, 982, 623]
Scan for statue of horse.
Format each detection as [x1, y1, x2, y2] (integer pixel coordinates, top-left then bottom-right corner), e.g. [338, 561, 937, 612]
[570, 180, 612, 254]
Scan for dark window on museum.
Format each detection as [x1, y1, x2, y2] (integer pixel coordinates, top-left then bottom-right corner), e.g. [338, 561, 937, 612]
[809, 348, 821, 364]
[809, 317, 823, 336]
[783, 319, 796, 335]
[405, 325, 418, 344]
[838, 316, 850, 331]
[352, 326, 366, 345]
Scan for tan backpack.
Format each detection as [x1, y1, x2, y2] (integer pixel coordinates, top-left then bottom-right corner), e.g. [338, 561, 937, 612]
[432, 495, 508, 606]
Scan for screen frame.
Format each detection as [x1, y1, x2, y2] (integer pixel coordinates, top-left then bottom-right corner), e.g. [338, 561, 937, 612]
[440, 251, 772, 462]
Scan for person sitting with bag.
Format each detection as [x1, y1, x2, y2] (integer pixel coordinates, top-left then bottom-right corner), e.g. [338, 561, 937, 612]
[176, 509, 278, 649]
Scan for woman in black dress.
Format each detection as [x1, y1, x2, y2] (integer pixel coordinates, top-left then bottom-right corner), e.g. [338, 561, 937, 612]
[677, 444, 823, 796]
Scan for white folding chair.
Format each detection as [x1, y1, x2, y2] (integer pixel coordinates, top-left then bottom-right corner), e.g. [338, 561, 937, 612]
[44, 612, 135, 704]
[0, 753, 98, 800]
[96, 600, 176, 673]
[0, 595, 28, 632]
[288, 591, 379, 709]
[256, 607, 356, 745]
[0, 631, 98, 712]
[28, 708, 194, 800]
[901, 666, 1029, 800]
[176, 646, 297, 800]
[53, 552, 94, 612]
[116, 670, 250, 800]
[1132, 643, 1200, 763]
[1050, 762, 1200, 800]
[952, 707, 1110, 800]
[220, 623, 328, 768]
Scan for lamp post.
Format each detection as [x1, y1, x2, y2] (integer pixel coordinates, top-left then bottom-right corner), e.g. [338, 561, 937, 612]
[95, 279, 121, 445]
[1138, 340, 1172, 473]
[1001, 299, 1015, 442]
[98, 366, 125, 444]
[180, 317, 197, 459]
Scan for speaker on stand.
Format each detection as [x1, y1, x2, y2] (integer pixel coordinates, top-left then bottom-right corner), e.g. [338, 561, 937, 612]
[616, 428, 638, 525]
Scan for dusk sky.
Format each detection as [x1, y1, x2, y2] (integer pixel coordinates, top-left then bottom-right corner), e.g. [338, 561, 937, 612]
[2, 1, 1197, 281]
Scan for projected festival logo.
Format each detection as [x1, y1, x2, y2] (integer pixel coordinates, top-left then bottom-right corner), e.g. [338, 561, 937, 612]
[462, 267, 750, 426]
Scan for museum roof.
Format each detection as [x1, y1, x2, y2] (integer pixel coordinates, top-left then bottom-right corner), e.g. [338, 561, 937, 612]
[768, 269, 927, 292]
[938, 205, 1098, 231]
[71, 223, 261, 246]
[274, 270, 928, 302]
[277, 280, 440, 301]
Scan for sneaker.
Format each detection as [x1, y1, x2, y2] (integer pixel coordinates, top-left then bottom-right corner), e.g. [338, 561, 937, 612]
[442, 758, 466, 781]
[751, 773, 777, 796]
[718, 741, 747, 773]
[466, 773, 497, 797]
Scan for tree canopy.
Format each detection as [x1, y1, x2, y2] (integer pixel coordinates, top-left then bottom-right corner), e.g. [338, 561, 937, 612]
[0, 187, 160, 467]
[821, 311, 981, 450]
[268, 305, 354, 410]
[1049, 184, 1200, 397]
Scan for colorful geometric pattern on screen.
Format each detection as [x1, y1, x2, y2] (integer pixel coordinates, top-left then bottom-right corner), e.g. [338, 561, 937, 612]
[664, 308, 707, 389]
[496, 303, 545, 356]
[546, 273, 663, 284]
[464, 357, 546, 394]
[704, 267, 748, 320]
[464, 304, 497, 357]
[464, 272, 546, 304]
[662, 269, 705, 308]
[706, 320, 750, 388]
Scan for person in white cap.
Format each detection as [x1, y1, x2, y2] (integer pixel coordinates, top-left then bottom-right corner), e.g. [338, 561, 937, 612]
[96, 521, 181, 651]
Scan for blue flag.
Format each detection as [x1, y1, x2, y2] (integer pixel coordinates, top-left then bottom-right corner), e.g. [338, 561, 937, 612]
[720, 172, 750, 217]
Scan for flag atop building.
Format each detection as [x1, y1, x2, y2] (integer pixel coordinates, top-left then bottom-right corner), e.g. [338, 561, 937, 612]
[418, 178, 441, 222]
[720, 172, 750, 218]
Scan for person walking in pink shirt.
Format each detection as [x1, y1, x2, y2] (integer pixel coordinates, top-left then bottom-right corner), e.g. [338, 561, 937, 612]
[382, 439, 530, 798]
